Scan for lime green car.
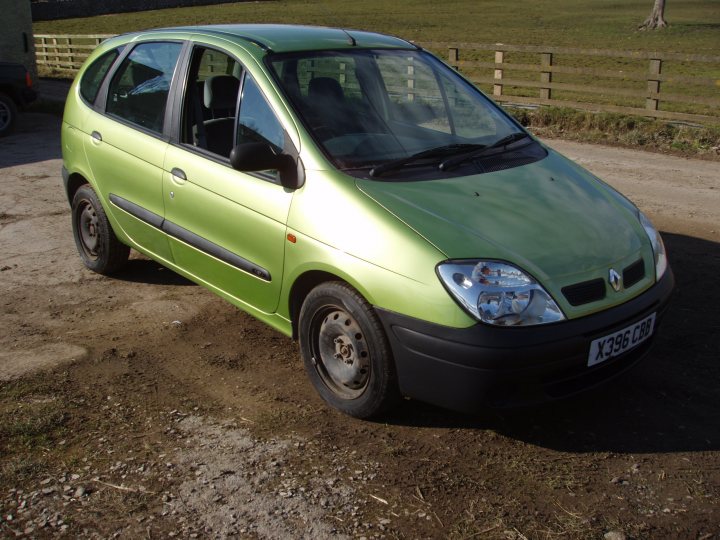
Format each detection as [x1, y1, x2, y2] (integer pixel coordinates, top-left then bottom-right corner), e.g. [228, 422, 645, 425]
[62, 25, 673, 417]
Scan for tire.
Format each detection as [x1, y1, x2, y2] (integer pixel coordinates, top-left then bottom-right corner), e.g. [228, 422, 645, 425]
[71, 184, 130, 275]
[299, 281, 399, 418]
[0, 92, 17, 137]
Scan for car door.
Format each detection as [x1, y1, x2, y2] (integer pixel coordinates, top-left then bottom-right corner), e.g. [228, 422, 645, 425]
[82, 41, 184, 263]
[162, 45, 293, 314]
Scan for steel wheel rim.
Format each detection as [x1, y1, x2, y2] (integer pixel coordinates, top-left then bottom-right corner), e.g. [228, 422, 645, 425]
[310, 306, 371, 399]
[76, 199, 100, 259]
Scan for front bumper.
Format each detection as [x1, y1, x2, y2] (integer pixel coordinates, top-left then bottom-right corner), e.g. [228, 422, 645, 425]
[377, 269, 674, 413]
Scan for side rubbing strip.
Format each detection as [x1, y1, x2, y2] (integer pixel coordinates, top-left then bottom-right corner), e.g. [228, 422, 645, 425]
[162, 220, 271, 282]
[109, 193, 270, 281]
[109, 194, 164, 228]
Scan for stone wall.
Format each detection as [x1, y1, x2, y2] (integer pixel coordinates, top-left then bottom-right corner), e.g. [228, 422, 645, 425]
[31, 0, 255, 21]
[0, 0, 37, 80]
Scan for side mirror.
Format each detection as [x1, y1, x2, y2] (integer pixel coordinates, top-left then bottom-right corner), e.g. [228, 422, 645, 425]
[230, 142, 304, 190]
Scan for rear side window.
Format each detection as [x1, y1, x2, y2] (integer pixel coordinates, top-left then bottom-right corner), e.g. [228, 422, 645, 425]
[106, 42, 183, 134]
[80, 49, 120, 104]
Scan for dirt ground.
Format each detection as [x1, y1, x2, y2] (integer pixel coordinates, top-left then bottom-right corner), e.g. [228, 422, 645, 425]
[0, 113, 718, 539]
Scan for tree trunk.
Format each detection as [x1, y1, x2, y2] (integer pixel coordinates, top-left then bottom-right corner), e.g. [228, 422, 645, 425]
[639, 0, 668, 30]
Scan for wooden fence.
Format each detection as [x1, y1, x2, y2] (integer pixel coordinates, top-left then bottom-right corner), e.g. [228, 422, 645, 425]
[35, 34, 114, 72]
[424, 42, 720, 125]
[34, 34, 720, 125]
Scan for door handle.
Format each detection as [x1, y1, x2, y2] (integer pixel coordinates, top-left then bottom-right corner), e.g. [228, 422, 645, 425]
[91, 131, 102, 144]
[170, 167, 187, 185]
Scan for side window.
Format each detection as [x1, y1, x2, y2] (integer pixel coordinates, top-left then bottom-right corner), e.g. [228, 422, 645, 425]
[180, 46, 241, 158]
[80, 48, 120, 104]
[237, 75, 284, 151]
[106, 42, 182, 134]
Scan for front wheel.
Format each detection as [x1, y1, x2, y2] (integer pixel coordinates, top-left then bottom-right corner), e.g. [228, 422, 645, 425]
[299, 282, 399, 418]
[71, 184, 129, 275]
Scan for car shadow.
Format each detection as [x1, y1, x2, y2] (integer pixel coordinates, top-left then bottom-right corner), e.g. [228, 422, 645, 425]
[111, 259, 196, 286]
[381, 231, 720, 454]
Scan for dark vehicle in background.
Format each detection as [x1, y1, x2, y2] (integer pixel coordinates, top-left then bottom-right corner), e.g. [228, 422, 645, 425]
[0, 62, 37, 136]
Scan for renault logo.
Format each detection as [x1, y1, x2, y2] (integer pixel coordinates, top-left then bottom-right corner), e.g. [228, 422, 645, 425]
[609, 269, 622, 292]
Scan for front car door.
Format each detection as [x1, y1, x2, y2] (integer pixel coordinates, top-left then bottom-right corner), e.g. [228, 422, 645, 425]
[162, 43, 293, 314]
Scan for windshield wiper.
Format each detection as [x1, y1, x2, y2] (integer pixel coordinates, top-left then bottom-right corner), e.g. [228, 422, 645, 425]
[369, 143, 486, 177]
[439, 132, 531, 171]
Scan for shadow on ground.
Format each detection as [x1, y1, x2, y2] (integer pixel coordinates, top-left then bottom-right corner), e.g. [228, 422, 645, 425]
[382, 232, 720, 455]
[0, 113, 62, 168]
[112, 259, 196, 286]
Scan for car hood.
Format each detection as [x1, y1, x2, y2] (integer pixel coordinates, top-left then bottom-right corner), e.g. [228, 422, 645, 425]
[356, 148, 648, 302]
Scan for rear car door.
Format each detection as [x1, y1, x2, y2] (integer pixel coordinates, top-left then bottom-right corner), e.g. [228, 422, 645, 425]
[162, 44, 293, 314]
[82, 41, 184, 263]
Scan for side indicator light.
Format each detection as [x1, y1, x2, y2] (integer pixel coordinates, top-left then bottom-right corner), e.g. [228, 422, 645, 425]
[287, 233, 297, 243]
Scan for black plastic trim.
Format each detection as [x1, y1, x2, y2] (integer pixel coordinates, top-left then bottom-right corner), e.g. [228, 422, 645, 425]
[562, 277, 606, 306]
[161, 220, 271, 282]
[108, 193, 271, 281]
[376, 269, 674, 412]
[61, 166, 70, 204]
[109, 193, 164, 228]
[623, 258, 645, 289]
[94, 45, 131, 112]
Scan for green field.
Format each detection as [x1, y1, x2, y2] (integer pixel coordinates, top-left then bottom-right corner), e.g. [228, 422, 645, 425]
[34, 0, 720, 55]
[33, 0, 720, 151]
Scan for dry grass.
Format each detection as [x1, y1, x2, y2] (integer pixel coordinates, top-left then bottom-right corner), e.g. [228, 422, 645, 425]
[511, 106, 720, 159]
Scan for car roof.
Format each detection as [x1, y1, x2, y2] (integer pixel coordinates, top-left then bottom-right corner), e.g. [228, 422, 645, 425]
[125, 24, 416, 54]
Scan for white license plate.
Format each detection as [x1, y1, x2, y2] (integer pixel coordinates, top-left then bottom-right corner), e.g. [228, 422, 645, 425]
[588, 313, 656, 367]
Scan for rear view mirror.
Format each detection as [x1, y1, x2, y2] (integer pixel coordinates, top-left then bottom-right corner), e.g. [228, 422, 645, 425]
[230, 142, 303, 190]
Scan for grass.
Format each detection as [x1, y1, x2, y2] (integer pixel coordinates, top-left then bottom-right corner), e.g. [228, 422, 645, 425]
[33, 0, 720, 55]
[0, 378, 69, 487]
[32, 0, 720, 155]
[509, 106, 720, 159]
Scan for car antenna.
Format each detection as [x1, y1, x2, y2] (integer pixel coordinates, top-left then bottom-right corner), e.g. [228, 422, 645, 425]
[343, 29, 357, 46]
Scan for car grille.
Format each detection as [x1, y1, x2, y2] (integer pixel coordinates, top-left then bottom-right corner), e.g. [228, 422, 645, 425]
[561, 278, 606, 306]
[623, 258, 645, 288]
[562, 258, 647, 307]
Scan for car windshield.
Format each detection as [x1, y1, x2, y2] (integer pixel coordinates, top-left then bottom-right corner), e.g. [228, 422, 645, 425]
[268, 49, 527, 178]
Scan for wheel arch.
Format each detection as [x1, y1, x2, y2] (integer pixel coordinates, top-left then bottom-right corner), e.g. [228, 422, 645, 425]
[0, 87, 20, 105]
[289, 270, 377, 340]
[65, 171, 91, 206]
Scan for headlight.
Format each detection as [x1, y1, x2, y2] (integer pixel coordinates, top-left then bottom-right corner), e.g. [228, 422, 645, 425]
[437, 260, 565, 326]
[638, 211, 668, 280]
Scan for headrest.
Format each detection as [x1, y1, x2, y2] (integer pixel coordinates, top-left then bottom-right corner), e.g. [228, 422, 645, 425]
[309, 77, 344, 101]
[204, 75, 240, 109]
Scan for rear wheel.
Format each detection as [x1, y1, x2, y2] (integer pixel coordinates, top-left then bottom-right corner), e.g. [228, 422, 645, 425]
[0, 93, 17, 137]
[71, 184, 129, 274]
[299, 282, 399, 418]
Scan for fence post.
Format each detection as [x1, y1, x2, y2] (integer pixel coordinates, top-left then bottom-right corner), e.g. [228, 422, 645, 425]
[646, 58, 662, 111]
[540, 52, 553, 100]
[339, 62, 346, 85]
[406, 56, 415, 102]
[448, 47, 459, 70]
[493, 50, 504, 96]
[52, 35, 59, 69]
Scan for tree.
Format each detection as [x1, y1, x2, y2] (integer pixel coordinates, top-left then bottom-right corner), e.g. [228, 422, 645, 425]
[639, 0, 668, 30]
